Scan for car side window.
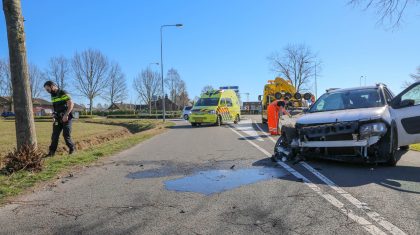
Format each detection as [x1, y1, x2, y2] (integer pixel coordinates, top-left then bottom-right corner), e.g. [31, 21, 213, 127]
[401, 84, 420, 106]
[226, 98, 233, 107]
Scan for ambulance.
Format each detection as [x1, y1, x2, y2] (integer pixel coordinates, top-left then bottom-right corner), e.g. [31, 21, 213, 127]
[189, 89, 241, 126]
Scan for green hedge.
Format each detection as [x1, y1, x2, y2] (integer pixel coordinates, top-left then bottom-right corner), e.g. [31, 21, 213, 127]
[78, 115, 98, 119]
[107, 114, 180, 119]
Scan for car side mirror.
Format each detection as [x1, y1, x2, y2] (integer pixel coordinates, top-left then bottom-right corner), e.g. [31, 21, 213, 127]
[399, 99, 415, 108]
[258, 95, 262, 101]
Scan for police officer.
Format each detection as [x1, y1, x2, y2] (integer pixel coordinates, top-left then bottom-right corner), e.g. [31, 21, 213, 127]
[43, 81, 75, 156]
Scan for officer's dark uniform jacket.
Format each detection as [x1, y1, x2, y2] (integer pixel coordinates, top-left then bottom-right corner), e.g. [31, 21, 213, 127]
[51, 90, 73, 120]
[49, 89, 74, 153]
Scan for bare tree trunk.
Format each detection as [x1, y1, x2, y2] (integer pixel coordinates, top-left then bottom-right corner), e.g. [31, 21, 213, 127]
[89, 97, 93, 115]
[3, 0, 37, 149]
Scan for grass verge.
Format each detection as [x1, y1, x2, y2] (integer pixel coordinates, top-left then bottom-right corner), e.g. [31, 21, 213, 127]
[0, 120, 174, 204]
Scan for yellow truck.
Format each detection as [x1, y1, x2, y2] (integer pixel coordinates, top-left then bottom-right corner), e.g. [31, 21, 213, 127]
[189, 89, 241, 127]
[258, 77, 313, 124]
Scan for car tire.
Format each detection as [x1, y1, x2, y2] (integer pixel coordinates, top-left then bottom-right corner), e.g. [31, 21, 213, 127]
[216, 115, 222, 126]
[191, 123, 197, 127]
[378, 127, 399, 166]
[184, 114, 189, 120]
[234, 114, 240, 124]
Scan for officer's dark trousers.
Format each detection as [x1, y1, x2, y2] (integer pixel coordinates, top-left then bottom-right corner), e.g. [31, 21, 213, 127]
[49, 120, 75, 153]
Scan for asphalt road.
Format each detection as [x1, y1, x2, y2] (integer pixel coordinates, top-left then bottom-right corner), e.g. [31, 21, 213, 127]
[0, 115, 419, 235]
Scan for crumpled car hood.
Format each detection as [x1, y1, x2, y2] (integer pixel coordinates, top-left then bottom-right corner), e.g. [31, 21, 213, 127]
[297, 107, 387, 125]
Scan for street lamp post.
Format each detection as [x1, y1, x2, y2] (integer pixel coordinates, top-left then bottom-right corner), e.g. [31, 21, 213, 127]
[160, 24, 183, 122]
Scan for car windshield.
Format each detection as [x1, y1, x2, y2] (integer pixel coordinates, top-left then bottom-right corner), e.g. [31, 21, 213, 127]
[195, 98, 219, 106]
[184, 106, 192, 110]
[309, 88, 384, 113]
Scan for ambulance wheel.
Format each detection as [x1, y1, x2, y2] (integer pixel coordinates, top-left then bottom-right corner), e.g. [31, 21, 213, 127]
[234, 115, 240, 124]
[216, 115, 222, 126]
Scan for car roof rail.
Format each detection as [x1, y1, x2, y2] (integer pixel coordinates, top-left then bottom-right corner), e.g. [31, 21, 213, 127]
[326, 88, 340, 93]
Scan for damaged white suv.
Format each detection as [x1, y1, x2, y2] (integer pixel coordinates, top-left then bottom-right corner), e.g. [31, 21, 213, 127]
[275, 82, 420, 165]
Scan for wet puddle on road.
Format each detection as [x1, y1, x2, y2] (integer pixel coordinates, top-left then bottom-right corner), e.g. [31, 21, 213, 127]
[164, 167, 288, 195]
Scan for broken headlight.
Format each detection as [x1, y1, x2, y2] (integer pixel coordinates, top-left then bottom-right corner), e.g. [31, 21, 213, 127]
[359, 122, 387, 139]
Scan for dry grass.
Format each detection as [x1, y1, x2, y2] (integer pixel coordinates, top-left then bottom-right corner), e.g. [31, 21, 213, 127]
[2, 145, 43, 174]
[0, 119, 127, 159]
[0, 119, 171, 203]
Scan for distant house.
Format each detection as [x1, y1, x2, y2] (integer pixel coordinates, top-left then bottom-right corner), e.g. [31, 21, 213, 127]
[0, 97, 12, 113]
[108, 102, 139, 111]
[0, 96, 85, 116]
[242, 101, 262, 114]
[32, 98, 53, 116]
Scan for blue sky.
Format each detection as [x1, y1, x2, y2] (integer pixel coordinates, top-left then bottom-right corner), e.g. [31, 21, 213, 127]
[1, 0, 419, 106]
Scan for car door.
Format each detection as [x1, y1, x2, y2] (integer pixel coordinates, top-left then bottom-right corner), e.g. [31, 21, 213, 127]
[389, 82, 420, 146]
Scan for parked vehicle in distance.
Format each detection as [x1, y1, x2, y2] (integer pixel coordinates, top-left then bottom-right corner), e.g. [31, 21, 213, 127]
[275, 82, 420, 166]
[182, 106, 192, 120]
[189, 89, 241, 127]
[1, 111, 15, 118]
[259, 77, 313, 124]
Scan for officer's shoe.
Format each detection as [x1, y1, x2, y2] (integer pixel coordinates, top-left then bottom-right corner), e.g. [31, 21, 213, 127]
[45, 151, 55, 158]
[69, 148, 76, 155]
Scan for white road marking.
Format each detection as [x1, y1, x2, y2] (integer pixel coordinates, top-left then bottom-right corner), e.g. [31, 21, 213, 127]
[236, 119, 264, 141]
[229, 126, 385, 235]
[300, 162, 407, 235]
[253, 121, 277, 143]
[251, 119, 406, 235]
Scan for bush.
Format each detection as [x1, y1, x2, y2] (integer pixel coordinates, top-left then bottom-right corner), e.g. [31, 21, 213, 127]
[78, 115, 98, 119]
[2, 145, 43, 174]
[107, 114, 180, 119]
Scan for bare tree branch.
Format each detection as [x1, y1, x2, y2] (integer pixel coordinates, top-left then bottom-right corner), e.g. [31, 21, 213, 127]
[71, 49, 109, 113]
[268, 44, 320, 93]
[133, 68, 160, 114]
[201, 85, 214, 94]
[104, 62, 127, 104]
[46, 56, 70, 90]
[403, 65, 420, 88]
[28, 63, 45, 99]
[349, 0, 418, 28]
[0, 58, 12, 97]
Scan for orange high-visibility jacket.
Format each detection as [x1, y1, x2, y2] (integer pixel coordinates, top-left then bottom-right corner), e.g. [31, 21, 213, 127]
[267, 100, 289, 135]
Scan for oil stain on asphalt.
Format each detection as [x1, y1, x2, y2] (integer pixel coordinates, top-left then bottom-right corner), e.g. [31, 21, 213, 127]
[164, 167, 288, 195]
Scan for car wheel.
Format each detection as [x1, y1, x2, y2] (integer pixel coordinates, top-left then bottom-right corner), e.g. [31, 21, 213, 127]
[191, 123, 197, 127]
[399, 145, 409, 151]
[378, 127, 399, 166]
[216, 115, 222, 126]
[234, 114, 240, 124]
[183, 114, 189, 120]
